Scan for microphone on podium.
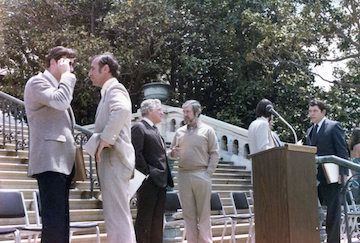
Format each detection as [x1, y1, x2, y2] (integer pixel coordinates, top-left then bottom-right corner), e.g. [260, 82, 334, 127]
[266, 104, 298, 144]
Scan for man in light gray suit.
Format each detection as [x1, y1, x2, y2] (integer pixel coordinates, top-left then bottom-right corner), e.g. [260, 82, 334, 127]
[24, 46, 77, 243]
[88, 53, 136, 243]
[248, 99, 280, 154]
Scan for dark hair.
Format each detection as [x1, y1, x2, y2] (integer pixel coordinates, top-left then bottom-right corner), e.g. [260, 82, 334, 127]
[93, 53, 119, 78]
[309, 100, 327, 112]
[349, 128, 360, 151]
[255, 99, 273, 118]
[45, 46, 76, 68]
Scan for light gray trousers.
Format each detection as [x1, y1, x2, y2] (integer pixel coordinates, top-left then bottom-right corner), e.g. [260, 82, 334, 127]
[178, 170, 212, 243]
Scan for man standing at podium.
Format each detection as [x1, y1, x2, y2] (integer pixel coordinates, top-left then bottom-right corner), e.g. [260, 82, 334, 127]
[306, 100, 349, 243]
[248, 99, 281, 154]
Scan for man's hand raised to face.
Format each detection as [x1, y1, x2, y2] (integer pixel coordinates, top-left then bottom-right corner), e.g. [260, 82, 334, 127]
[57, 58, 73, 75]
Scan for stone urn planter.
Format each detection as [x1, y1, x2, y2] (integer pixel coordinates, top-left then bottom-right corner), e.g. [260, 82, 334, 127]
[142, 82, 171, 101]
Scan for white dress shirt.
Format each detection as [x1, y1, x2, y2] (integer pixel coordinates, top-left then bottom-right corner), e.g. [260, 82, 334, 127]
[248, 116, 275, 154]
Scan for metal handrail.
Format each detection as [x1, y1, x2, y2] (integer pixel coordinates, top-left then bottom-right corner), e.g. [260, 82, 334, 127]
[0, 91, 25, 106]
[0, 91, 96, 198]
[316, 155, 360, 172]
[315, 155, 360, 243]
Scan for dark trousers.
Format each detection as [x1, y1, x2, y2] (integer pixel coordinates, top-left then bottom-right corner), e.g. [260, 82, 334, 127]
[318, 183, 341, 243]
[135, 178, 166, 243]
[35, 168, 74, 243]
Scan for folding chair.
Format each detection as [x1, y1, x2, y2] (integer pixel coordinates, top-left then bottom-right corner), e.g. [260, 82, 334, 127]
[230, 191, 254, 243]
[341, 177, 360, 241]
[0, 227, 20, 243]
[210, 192, 232, 243]
[163, 192, 185, 242]
[33, 191, 101, 243]
[0, 189, 41, 243]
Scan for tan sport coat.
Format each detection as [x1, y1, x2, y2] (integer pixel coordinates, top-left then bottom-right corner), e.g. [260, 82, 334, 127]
[90, 78, 136, 242]
[24, 70, 76, 176]
[92, 78, 135, 172]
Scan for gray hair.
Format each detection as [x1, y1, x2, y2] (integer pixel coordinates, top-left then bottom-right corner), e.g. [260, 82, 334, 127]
[140, 99, 162, 117]
[182, 100, 202, 117]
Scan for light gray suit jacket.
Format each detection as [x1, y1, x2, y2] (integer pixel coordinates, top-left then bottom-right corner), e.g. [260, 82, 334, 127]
[92, 78, 135, 173]
[248, 116, 275, 154]
[24, 70, 76, 176]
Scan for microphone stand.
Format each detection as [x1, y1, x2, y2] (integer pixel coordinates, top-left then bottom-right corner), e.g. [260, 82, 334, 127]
[270, 109, 298, 144]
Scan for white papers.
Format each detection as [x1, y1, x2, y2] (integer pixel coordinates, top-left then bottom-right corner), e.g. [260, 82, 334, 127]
[128, 169, 147, 199]
[322, 163, 339, 184]
[83, 133, 100, 157]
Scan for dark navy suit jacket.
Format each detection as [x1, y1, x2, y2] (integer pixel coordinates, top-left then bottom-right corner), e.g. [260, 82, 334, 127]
[131, 120, 173, 188]
[306, 118, 349, 185]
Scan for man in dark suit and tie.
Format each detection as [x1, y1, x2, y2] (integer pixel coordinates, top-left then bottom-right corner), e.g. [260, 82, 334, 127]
[306, 100, 349, 243]
[131, 99, 174, 243]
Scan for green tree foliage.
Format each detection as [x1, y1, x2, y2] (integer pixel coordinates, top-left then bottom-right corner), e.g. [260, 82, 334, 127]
[0, 0, 359, 143]
[297, 0, 360, 139]
[0, 0, 113, 124]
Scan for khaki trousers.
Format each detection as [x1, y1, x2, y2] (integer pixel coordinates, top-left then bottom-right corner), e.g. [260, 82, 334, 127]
[98, 152, 136, 243]
[178, 170, 212, 243]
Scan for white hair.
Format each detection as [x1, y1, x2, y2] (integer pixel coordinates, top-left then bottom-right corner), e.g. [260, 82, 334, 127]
[140, 99, 162, 117]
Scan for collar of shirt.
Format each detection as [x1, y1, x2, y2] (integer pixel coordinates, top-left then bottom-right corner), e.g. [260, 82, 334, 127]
[100, 78, 118, 97]
[142, 117, 154, 127]
[187, 120, 201, 132]
[257, 116, 270, 124]
[43, 70, 59, 87]
[315, 117, 326, 132]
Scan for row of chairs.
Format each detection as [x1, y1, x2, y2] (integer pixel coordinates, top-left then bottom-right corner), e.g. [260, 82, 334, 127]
[164, 190, 255, 243]
[1, 189, 254, 242]
[0, 189, 100, 243]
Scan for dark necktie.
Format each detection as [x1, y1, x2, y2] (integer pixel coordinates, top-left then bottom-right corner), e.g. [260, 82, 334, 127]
[311, 124, 319, 145]
[153, 125, 165, 148]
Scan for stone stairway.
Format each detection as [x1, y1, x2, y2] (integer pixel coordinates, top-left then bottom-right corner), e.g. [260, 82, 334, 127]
[0, 129, 254, 243]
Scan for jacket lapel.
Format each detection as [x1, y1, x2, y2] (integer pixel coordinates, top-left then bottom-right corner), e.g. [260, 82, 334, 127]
[95, 91, 106, 119]
[142, 120, 165, 149]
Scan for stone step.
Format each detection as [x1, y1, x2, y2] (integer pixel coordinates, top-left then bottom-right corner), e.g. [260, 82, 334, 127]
[0, 164, 249, 180]
[172, 166, 248, 174]
[0, 165, 248, 181]
[180, 183, 251, 191]
[0, 148, 27, 156]
[0, 179, 97, 191]
[173, 177, 251, 185]
[0, 155, 28, 163]
[0, 209, 104, 226]
[0, 178, 250, 195]
[24, 198, 103, 211]
[172, 162, 246, 170]
[171, 170, 251, 178]
[0, 171, 251, 187]
[0, 162, 28, 171]
[17, 188, 101, 200]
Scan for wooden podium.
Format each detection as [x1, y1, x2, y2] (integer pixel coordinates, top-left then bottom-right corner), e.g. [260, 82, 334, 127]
[251, 144, 320, 243]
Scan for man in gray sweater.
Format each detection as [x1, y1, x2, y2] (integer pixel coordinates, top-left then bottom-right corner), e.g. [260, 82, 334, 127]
[170, 100, 220, 243]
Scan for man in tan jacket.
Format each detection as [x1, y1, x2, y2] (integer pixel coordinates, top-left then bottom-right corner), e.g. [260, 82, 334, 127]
[24, 46, 76, 243]
[88, 53, 136, 243]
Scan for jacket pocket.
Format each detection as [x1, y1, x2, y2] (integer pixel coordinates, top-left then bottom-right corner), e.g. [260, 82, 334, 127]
[44, 134, 66, 142]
